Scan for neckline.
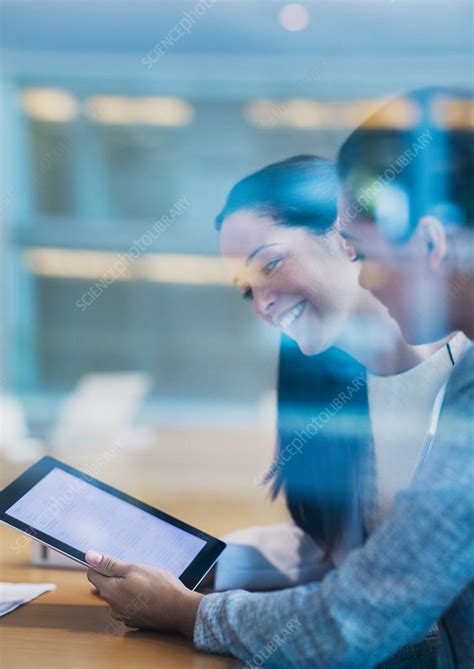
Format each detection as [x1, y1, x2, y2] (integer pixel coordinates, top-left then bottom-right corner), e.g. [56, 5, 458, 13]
[368, 331, 469, 382]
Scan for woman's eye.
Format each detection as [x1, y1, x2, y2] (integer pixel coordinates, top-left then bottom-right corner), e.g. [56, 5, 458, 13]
[262, 258, 283, 275]
[242, 287, 253, 301]
[351, 252, 365, 262]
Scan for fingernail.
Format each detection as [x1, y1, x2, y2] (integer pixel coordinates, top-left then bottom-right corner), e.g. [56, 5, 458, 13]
[86, 550, 103, 566]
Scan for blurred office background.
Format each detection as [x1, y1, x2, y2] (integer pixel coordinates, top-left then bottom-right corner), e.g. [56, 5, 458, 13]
[1, 0, 472, 533]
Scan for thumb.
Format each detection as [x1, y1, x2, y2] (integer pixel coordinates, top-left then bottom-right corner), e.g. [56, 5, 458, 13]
[85, 550, 130, 577]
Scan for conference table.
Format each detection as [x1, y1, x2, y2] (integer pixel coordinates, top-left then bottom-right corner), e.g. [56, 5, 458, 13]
[0, 525, 238, 669]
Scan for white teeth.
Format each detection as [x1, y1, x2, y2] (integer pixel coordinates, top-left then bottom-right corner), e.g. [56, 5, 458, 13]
[280, 301, 305, 329]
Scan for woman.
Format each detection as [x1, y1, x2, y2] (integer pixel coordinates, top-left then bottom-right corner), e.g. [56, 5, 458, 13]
[85, 156, 468, 666]
[206, 155, 466, 595]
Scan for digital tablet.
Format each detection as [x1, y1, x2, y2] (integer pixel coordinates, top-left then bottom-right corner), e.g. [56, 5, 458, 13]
[0, 456, 226, 589]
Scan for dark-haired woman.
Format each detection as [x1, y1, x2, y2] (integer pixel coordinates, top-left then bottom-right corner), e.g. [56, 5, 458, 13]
[210, 155, 465, 596]
[84, 156, 469, 668]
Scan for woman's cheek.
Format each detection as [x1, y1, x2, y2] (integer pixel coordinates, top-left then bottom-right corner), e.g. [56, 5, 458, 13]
[269, 270, 299, 293]
[277, 259, 311, 293]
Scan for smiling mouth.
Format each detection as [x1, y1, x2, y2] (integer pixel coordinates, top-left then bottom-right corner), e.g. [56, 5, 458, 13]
[279, 300, 306, 330]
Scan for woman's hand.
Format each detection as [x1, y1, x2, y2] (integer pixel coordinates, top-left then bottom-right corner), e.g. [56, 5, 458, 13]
[85, 550, 204, 639]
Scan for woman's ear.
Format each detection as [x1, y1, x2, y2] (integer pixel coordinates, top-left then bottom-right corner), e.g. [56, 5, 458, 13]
[338, 231, 358, 261]
[415, 215, 447, 271]
[331, 217, 354, 258]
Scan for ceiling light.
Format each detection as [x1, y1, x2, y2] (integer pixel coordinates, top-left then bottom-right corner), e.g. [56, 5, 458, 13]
[431, 95, 474, 129]
[278, 3, 309, 32]
[20, 88, 78, 123]
[85, 96, 194, 126]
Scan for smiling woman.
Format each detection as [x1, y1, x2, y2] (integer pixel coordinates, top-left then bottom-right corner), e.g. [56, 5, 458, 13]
[212, 154, 450, 562]
[79, 154, 468, 669]
[215, 155, 362, 356]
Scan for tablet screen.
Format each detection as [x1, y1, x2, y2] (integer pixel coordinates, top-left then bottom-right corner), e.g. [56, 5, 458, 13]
[5, 467, 207, 577]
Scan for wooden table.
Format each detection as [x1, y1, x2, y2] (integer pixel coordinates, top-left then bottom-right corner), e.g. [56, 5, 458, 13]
[0, 525, 238, 669]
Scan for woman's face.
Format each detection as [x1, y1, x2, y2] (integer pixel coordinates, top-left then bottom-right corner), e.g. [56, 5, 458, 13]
[220, 210, 362, 355]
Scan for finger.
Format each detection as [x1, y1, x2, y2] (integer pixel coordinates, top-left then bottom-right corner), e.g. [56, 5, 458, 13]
[87, 568, 114, 597]
[85, 550, 131, 577]
[110, 608, 124, 622]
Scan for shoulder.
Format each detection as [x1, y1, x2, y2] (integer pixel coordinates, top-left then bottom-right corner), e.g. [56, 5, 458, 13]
[423, 343, 473, 490]
[443, 343, 474, 409]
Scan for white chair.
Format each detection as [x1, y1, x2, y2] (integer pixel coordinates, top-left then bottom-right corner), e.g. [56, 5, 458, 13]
[48, 372, 152, 452]
[0, 395, 43, 462]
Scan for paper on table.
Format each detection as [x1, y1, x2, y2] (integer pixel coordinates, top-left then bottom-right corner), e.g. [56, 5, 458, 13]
[0, 582, 56, 617]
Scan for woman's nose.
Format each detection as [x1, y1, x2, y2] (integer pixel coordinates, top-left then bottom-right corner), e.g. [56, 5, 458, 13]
[253, 289, 277, 320]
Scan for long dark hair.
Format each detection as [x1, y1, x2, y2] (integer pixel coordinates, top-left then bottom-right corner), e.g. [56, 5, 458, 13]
[216, 155, 371, 555]
[273, 338, 369, 557]
[215, 155, 338, 233]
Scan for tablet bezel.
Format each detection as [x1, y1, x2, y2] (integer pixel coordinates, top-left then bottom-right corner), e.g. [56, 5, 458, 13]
[0, 456, 226, 590]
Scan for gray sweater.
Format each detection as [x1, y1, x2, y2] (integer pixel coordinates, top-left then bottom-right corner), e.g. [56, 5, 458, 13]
[194, 345, 474, 668]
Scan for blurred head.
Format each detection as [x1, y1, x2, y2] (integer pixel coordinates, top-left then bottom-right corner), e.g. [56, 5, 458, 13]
[216, 156, 361, 356]
[338, 87, 474, 344]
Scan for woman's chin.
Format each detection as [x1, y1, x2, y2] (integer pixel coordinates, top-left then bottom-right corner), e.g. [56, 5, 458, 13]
[294, 333, 326, 357]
